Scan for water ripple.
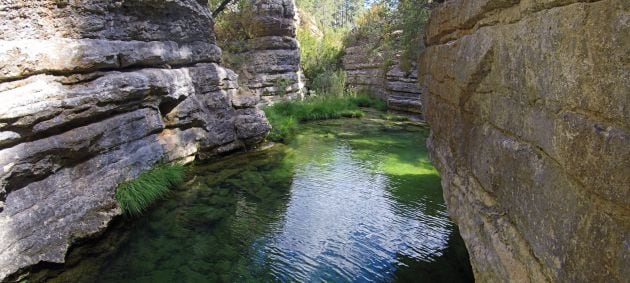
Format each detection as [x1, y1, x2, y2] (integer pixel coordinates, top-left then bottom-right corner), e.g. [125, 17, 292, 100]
[241, 142, 456, 282]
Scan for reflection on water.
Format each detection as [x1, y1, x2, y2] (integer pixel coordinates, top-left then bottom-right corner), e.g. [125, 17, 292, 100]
[42, 117, 473, 283]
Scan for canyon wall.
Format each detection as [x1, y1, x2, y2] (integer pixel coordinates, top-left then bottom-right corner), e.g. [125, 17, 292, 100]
[420, 0, 629, 282]
[0, 0, 269, 280]
[220, 0, 305, 101]
[344, 41, 423, 114]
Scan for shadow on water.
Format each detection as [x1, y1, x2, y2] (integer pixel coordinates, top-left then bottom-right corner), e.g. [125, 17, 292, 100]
[393, 226, 474, 283]
[33, 115, 474, 282]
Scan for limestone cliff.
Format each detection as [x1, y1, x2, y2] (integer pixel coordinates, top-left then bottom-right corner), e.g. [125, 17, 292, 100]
[219, 0, 305, 100]
[420, 0, 629, 282]
[0, 0, 269, 280]
[343, 37, 423, 114]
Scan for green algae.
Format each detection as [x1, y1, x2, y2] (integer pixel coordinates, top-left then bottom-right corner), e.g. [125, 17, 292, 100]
[38, 112, 472, 283]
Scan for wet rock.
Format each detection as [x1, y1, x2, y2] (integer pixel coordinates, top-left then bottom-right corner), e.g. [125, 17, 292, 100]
[420, 0, 629, 282]
[0, 0, 270, 280]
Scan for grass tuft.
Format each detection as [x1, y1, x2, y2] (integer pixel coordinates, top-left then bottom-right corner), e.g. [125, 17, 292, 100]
[381, 113, 409, 121]
[115, 164, 186, 216]
[263, 94, 384, 142]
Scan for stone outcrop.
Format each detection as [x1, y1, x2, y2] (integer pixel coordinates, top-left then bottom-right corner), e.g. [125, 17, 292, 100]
[343, 39, 423, 114]
[0, 0, 269, 280]
[219, 0, 305, 101]
[420, 0, 629, 282]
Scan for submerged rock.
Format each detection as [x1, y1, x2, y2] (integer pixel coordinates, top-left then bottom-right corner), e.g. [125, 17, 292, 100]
[0, 0, 270, 280]
[420, 0, 629, 282]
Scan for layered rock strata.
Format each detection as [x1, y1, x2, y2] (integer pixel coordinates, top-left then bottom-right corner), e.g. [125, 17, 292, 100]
[0, 0, 269, 280]
[343, 44, 423, 114]
[420, 0, 629, 282]
[221, 0, 305, 100]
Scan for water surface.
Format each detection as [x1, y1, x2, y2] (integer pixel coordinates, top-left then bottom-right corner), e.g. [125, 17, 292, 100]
[46, 116, 473, 282]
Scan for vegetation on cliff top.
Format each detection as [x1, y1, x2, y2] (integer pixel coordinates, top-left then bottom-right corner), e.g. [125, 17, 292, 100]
[115, 164, 186, 215]
[345, 0, 437, 71]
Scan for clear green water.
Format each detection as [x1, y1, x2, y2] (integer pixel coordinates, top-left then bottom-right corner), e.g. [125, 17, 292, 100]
[44, 117, 473, 282]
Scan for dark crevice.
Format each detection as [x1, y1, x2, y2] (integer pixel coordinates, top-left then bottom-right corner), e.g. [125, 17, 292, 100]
[0, 101, 146, 151]
[0, 59, 220, 85]
[1, 107, 165, 197]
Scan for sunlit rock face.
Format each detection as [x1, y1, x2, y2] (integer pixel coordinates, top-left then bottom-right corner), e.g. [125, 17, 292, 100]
[0, 0, 269, 280]
[220, 0, 305, 101]
[420, 0, 629, 282]
[343, 37, 423, 114]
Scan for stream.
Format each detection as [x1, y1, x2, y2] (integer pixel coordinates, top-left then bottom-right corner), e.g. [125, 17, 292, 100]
[44, 115, 473, 282]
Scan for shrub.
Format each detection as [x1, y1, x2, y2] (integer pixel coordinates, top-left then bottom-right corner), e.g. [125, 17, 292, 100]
[115, 164, 186, 216]
[212, 0, 257, 42]
[347, 92, 388, 111]
[310, 69, 346, 96]
[297, 22, 345, 93]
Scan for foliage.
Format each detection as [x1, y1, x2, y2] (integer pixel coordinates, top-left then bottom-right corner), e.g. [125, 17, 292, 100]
[344, 0, 436, 72]
[310, 69, 346, 96]
[296, 0, 365, 29]
[381, 113, 409, 121]
[210, 0, 257, 43]
[264, 94, 388, 142]
[115, 164, 186, 216]
[274, 77, 291, 97]
[395, 0, 434, 70]
[297, 25, 346, 94]
[349, 92, 387, 110]
[344, 3, 391, 48]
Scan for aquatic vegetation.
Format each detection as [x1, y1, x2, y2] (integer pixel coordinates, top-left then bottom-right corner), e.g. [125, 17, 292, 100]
[348, 92, 388, 111]
[381, 113, 409, 121]
[263, 94, 383, 142]
[115, 164, 186, 215]
[46, 114, 472, 283]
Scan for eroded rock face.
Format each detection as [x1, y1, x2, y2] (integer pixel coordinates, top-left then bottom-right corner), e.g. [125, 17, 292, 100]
[420, 0, 629, 282]
[343, 41, 423, 114]
[221, 0, 305, 100]
[0, 0, 270, 280]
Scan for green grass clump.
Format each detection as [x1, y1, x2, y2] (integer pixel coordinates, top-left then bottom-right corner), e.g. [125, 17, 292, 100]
[381, 113, 409, 121]
[263, 95, 382, 142]
[115, 164, 186, 216]
[347, 94, 388, 111]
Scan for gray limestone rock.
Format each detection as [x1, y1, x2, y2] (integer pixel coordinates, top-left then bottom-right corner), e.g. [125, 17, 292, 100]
[343, 38, 423, 114]
[219, 0, 305, 100]
[0, 0, 270, 280]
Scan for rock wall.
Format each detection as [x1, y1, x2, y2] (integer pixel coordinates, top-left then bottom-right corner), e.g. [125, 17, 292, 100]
[343, 43, 423, 114]
[0, 0, 269, 280]
[420, 0, 629, 282]
[220, 0, 305, 101]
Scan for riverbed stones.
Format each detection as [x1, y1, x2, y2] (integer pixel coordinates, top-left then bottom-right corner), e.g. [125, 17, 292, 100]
[420, 0, 629, 282]
[0, 0, 270, 280]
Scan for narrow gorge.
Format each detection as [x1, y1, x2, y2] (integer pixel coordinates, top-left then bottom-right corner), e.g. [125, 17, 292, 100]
[0, 0, 627, 282]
